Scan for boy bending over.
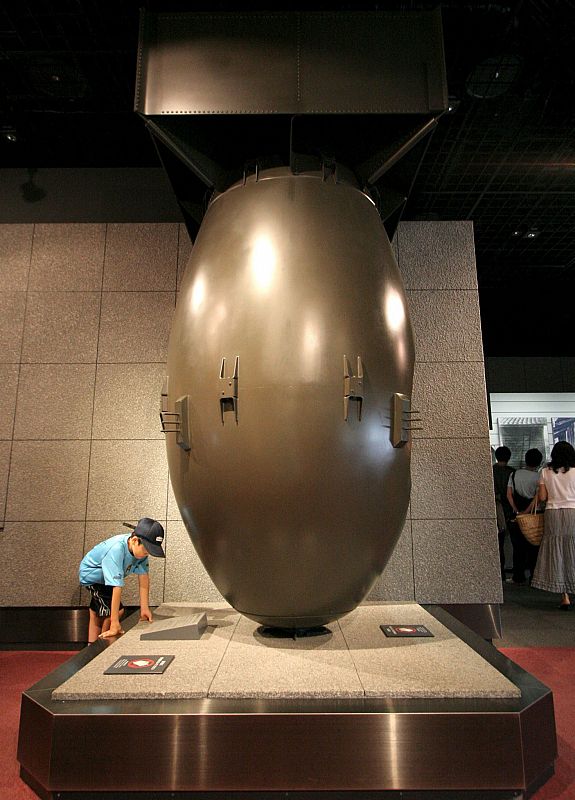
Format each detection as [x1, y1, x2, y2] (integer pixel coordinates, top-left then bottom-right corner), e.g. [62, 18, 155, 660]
[79, 517, 165, 642]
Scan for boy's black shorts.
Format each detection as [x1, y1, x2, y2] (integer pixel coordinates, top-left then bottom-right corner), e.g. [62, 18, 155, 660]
[86, 583, 124, 618]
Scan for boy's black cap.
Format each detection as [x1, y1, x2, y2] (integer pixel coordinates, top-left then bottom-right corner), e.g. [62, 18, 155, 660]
[133, 518, 165, 558]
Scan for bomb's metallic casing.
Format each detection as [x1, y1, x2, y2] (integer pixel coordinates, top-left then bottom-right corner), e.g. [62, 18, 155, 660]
[137, 8, 447, 627]
[165, 168, 414, 627]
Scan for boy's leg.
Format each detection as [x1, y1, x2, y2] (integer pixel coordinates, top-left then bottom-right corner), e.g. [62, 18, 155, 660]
[87, 584, 122, 641]
[100, 606, 124, 635]
[88, 608, 104, 643]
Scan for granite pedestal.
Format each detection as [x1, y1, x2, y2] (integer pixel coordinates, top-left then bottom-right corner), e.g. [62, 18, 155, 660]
[18, 603, 556, 799]
[52, 602, 518, 701]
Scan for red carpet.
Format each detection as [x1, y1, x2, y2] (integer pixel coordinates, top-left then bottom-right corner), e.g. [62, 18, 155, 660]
[2, 648, 574, 799]
[500, 647, 575, 799]
[0, 651, 74, 800]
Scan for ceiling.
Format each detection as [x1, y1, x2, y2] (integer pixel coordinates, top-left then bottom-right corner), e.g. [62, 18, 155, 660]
[1, 1, 574, 355]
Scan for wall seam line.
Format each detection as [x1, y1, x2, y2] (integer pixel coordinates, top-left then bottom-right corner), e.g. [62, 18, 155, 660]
[1, 224, 35, 532]
[79, 221, 108, 607]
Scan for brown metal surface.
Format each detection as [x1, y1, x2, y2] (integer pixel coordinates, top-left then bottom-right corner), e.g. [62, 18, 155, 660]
[17, 608, 556, 797]
[439, 603, 502, 640]
[17, 695, 54, 790]
[19, 768, 51, 800]
[44, 711, 523, 792]
[520, 690, 557, 789]
[136, 11, 447, 116]
[166, 169, 415, 627]
[0, 607, 88, 647]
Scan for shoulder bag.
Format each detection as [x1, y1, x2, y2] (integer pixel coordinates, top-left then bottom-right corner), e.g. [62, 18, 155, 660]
[514, 475, 545, 545]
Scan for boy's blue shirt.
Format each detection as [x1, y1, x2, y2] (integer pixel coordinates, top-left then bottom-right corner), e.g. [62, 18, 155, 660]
[79, 534, 149, 587]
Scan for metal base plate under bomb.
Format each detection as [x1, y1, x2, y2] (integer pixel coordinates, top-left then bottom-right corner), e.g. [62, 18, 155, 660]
[140, 612, 208, 641]
[257, 625, 332, 639]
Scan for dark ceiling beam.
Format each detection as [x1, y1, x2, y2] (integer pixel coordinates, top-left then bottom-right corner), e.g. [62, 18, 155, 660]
[419, 190, 575, 196]
[357, 117, 438, 187]
[143, 117, 226, 191]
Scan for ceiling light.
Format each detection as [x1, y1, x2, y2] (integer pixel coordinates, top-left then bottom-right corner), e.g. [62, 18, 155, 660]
[524, 229, 540, 239]
[466, 54, 523, 99]
[2, 128, 18, 142]
[447, 96, 460, 115]
[27, 57, 87, 99]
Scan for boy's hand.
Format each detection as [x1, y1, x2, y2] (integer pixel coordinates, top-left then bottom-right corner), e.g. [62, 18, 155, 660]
[140, 606, 153, 623]
[99, 624, 124, 639]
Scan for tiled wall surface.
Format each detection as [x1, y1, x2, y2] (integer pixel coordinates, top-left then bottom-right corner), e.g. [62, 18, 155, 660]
[0, 222, 183, 606]
[367, 221, 500, 604]
[0, 220, 500, 607]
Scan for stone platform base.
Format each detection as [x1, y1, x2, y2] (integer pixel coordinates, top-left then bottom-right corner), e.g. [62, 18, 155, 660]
[53, 602, 519, 701]
[19, 605, 555, 799]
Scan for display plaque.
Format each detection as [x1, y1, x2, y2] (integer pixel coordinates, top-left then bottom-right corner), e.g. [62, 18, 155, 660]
[380, 624, 434, 638]
[104, 655, 174, 674]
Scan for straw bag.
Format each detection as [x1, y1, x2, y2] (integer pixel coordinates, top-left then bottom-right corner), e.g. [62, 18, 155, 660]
[515, 506, 545, 545]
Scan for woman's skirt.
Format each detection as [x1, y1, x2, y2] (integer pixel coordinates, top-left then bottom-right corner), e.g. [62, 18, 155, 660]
[531, 508, 575, 593]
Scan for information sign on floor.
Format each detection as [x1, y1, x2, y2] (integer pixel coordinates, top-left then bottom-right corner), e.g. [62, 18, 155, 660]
[380, 624, 434, 638]
[104, 655, 174, 674]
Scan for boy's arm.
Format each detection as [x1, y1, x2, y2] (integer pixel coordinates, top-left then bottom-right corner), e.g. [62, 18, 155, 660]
[138, 573, 152, 622]
[100, 586, 124, 639]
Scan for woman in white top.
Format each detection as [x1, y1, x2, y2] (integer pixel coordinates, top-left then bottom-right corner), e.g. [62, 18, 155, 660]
[531, 441, 575, 609]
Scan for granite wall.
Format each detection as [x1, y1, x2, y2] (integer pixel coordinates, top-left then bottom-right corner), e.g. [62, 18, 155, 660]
[0, 220, 501, 607]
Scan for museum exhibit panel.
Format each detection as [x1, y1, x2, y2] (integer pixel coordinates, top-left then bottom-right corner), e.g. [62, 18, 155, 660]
[2, 7, 557, 799]
[489, 392, 575, 465]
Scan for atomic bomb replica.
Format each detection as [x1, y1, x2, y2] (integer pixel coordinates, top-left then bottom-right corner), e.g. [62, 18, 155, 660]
[136, 9, 447, 628]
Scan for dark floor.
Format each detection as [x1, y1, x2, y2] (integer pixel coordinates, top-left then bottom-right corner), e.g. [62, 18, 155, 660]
[495, 581, 575, 648]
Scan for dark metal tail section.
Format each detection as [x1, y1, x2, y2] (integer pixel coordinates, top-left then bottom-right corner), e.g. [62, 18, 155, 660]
[135, 9, 448, 241]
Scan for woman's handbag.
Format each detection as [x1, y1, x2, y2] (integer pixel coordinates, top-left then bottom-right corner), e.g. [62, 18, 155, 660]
[515, 505, 545, 545]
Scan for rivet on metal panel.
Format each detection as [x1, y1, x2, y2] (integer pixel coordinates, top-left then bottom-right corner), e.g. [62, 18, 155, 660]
[343, 355, 364, 422]
[219, 356, 239, 424]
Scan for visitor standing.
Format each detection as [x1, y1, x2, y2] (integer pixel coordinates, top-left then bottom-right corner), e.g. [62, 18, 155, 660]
[506, 448, 543, 582]
[531, 441, 575, 609]
[493, 446, 515, 580]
